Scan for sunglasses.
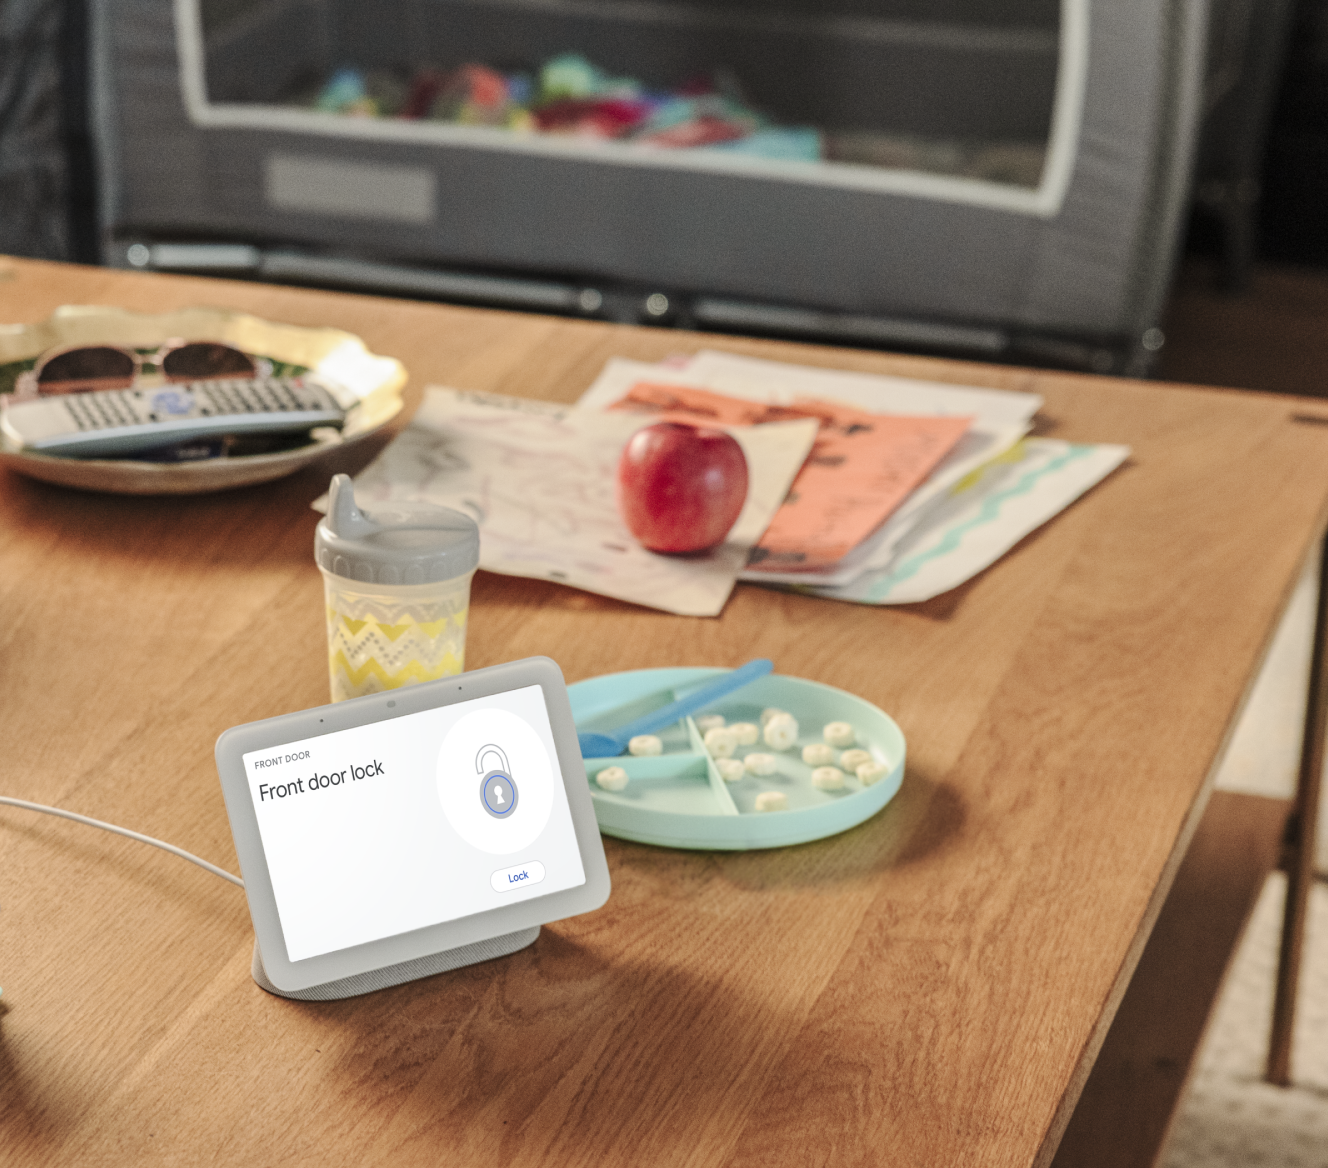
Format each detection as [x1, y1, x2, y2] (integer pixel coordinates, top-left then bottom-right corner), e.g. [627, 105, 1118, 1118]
[17, 341, 259, 397]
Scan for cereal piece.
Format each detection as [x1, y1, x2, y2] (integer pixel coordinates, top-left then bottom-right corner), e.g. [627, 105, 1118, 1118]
[716, 758, 746, 782]
[703, 726, 738, 758]
[628, 734, 663, 756]
[801, 743, 836, 766]
[695, 714, 726, 733]
[811, 766, 845, 791]
[729, 721, 759, 746]
[744, 752, 778, 776]
[823, 721, 856, 748]
[754, 791, 788, 812]
[857, 761, 890, 786]
[760, 707, 789, 726]
[839, 748, 872, 772]
[763, 712, 799, 751]
[595, 765, 629, 791]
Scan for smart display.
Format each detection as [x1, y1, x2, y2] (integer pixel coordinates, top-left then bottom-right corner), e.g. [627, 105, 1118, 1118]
[215, 657, 610, 996]
[241, 684, 585, 961]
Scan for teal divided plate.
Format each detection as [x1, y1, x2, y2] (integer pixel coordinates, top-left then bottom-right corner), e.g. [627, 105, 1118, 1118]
[568, 668, 906, 850]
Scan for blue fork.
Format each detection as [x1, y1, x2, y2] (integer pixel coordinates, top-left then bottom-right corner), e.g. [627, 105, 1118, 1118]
[577, 659, 774, 757]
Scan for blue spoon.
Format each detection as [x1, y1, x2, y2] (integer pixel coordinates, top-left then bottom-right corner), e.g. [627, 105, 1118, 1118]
[577, 658, 774, 757]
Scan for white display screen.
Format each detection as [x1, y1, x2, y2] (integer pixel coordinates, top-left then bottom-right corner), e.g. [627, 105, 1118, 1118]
[241, 684, 586, 962]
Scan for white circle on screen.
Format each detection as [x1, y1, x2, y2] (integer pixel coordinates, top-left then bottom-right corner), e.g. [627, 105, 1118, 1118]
[436, 708, 554, 854]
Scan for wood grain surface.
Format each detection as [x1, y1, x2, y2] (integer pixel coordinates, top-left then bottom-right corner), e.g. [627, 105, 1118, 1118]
[1, 257, 1326, 1168]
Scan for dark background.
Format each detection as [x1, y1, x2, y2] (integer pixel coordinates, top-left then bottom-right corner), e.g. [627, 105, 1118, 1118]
[1259, 0, 1328, 266]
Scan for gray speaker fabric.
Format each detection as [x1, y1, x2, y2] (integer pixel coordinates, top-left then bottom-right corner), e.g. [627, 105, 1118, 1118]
[251, 925, 541, 1000]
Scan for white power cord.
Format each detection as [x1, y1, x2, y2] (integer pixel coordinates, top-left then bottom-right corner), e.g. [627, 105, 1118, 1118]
[0, 795, 245, 889]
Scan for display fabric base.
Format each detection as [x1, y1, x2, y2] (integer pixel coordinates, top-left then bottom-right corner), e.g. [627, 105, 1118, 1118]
[251, 926, 541, 1000]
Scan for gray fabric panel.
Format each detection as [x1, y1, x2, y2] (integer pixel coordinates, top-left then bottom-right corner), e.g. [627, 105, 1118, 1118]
[195, 128, 1038, 325]
[106, 0, 209, 232]
[102, 0, 1045, 324]
[101, 0, 1203, 340]
[0, 0, 68, 260]
[251, 925, 540, 1000]
[1124, 0, 1209, 339]
[1017, 1, 1206, 336]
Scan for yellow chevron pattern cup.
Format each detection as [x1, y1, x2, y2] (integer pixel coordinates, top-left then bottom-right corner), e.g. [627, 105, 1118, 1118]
[316, 473, 480, 703]
[322, 574, 473, 702]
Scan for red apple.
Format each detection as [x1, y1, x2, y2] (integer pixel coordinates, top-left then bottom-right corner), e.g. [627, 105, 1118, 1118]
[617, 422, 749, 553]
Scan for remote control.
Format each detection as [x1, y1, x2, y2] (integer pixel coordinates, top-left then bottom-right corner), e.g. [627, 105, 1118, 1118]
[1, 375, 352, 459]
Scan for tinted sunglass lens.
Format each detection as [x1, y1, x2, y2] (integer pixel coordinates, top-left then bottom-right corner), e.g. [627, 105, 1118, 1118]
[37, 346, 136, 392]
[162, 343, 256, 381]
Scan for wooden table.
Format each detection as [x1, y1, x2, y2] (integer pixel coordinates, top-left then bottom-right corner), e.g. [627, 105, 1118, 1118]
[1, 257, 1324, 1167]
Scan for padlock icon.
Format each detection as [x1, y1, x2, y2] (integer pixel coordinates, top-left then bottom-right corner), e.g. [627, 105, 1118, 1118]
[477, 744, 519, 819]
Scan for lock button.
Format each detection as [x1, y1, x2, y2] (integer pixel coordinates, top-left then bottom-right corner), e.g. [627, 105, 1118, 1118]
[491, 861, 546, 893]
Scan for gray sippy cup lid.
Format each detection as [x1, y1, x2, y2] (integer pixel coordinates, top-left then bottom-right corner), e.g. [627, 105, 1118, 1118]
[315, 474, 480, 585]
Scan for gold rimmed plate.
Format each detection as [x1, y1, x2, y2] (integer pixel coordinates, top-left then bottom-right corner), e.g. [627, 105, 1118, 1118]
[0, 305, 406, 494]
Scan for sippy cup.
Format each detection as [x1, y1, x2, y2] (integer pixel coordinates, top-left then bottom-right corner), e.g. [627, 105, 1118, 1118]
[315, 474, 480, 702]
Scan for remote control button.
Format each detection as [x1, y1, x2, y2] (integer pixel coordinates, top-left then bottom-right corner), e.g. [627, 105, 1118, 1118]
[151, 389, 196, 416]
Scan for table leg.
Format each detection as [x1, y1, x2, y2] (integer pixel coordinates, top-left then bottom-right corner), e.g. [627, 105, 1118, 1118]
[1266, 537, 1328, 1085]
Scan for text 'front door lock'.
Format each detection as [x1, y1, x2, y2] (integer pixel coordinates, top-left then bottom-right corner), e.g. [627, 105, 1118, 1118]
[477, 744, 519, 819]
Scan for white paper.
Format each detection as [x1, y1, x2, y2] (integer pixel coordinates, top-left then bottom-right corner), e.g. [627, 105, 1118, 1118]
[683, 350, 1043, 427]
[330, 387, 818, 618]
[577, 357, 739, 412]
[803, 439, 1131, 605]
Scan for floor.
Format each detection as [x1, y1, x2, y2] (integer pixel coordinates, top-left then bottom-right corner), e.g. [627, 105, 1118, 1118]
[1162, 874, 1328, 1168]
[1152, 548, 1328, 1167]
[1145, 257, 1328, 1167]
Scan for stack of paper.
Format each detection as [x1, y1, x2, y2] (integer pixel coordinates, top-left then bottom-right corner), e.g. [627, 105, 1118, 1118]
[330, 353, 1129, 616]
[577, 352, 1129, 605]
